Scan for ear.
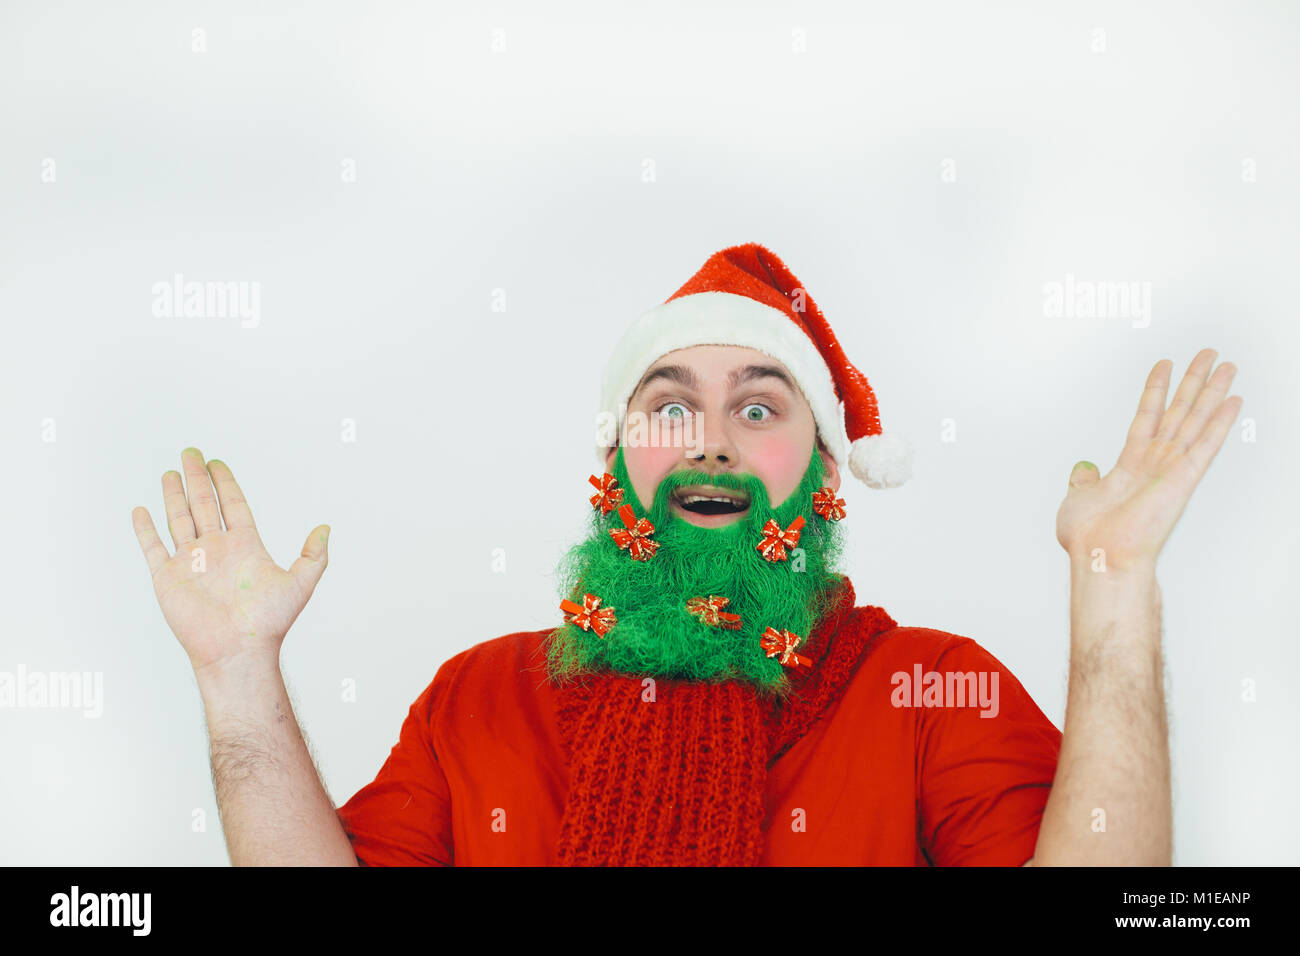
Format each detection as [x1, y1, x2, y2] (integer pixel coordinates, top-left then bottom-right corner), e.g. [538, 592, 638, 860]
[604, 444, 617, 474]
[818, 442, 841, 493]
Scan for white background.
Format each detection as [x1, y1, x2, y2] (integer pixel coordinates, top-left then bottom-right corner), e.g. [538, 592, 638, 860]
[1, 0, 1296, 865]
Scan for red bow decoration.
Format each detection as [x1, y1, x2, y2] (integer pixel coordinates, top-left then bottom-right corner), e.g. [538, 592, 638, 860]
[588, 472, 624, 515]
[812, 487, 846, 522]
[609, 503, 659, 561]
[759, 626, 811, 668]
[755, 515, 806, 563]
[560, 593, 618, 637]
[685, 595, 742, 630]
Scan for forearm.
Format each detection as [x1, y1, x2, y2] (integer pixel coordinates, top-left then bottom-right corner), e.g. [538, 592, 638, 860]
[196, 652, 359, 866]
[1032, 556, 1172, 865]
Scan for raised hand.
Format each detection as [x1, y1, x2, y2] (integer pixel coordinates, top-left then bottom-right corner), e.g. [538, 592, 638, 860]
[1056, 349, 1243, 574]
[131, 448, 330, 676]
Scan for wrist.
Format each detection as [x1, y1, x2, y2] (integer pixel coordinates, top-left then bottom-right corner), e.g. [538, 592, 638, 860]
[1069, 553, 1162, 648]
[194, 648, 283, 701]
[1068, 547, 1159, 582]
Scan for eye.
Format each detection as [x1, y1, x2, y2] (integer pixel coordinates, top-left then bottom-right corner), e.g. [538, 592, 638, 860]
[655, 401, 693, 422]
[740, 403, 773, 422]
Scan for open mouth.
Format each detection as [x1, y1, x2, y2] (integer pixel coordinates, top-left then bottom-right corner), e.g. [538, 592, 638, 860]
[671, 486, 751, 516]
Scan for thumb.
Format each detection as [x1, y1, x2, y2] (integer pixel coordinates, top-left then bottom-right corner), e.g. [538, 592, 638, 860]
[1068, 460, 1100, 489]
[290, 524, 330, 596]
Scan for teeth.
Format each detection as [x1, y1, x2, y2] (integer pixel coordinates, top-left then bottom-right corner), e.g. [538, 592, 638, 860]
[679, 494, 747, 506]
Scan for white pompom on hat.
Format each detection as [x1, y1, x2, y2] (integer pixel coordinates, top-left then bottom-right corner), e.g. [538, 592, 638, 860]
[596, 242, 911, 488]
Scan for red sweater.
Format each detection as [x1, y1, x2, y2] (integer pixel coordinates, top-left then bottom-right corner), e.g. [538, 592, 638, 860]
[336, 589, 1062, 866]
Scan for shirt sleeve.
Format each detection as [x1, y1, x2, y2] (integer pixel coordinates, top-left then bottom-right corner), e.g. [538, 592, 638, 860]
[335, 656, 462, 866]
[915, 637, 1061, 866]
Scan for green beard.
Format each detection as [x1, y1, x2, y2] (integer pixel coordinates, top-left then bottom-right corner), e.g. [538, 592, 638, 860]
[545, 444, 847, 699]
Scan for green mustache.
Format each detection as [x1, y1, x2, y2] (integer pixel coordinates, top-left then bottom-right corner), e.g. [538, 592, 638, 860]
[617, 455, 813, 544]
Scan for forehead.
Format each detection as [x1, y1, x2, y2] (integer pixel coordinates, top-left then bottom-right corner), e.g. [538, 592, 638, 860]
[634, 344, 797, 393]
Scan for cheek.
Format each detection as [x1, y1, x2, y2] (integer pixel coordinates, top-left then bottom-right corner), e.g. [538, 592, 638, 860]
[745, 434, 809, 505]
[623, 443, 684, 508]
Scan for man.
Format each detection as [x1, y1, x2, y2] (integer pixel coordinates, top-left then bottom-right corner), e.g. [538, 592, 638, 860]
[131, 243, 1242, 866]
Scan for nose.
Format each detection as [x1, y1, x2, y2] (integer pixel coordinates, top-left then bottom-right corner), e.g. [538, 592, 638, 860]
[684, 412, 738, 468]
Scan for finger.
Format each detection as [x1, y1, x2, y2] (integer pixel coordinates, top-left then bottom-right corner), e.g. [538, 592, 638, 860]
[289, 525, 331, 598]
[1115, 359, 1172, 474]
[1171, 361, 1237, 456]
[1154, 348, 1218, 445]
[207, 459, 258, 531]
[162, 469, 196, 549]
[131, 506, 171, 577]
[1068, 460, 1101, 488]
[181, 447, 222, 537]
[1185, 395, 1243, 481]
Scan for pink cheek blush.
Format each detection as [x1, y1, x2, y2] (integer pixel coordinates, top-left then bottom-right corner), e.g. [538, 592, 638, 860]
[744, 433, 809, 507]
[623, 442, 685, 510]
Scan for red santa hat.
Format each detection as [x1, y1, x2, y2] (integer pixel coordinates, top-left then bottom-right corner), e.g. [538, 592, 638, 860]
[597, 242, 912, 488]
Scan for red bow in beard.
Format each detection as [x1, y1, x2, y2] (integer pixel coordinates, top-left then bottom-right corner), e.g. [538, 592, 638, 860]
[811, 487, 846, 522]
[609, 503, 659, 561]
[759, 626, 812, 668]
[560, 593, 618, 637]
[755, 515, 805, 563]
[685, 594, 742, 629]
[588, 473, 624, 515]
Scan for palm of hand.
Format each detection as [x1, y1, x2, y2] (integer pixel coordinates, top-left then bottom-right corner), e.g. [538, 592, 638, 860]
[152, 526, 305, 672]
[132, 450, 330, 675]
[1055, 349, 1242, 574]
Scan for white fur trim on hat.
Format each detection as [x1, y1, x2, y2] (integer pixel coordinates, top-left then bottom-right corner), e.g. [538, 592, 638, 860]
[596, 291, 849, 466]
[848, 432, 913, 488]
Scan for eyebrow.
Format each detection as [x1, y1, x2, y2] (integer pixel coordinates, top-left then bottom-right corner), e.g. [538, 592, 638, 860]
[634, 363, 798, 399]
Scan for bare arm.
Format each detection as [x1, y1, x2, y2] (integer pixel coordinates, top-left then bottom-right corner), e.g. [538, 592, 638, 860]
[197, 652, 358, 866]
[1032, 562, 1168, 865]
[1033, 349, 1240, 865]
[132, 447, 357, 866]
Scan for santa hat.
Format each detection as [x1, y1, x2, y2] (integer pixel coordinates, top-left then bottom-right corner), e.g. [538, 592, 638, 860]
[597, 242, 912, 488]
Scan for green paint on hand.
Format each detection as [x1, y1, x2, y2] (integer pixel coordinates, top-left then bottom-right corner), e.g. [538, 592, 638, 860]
[240, 579, 251, 590]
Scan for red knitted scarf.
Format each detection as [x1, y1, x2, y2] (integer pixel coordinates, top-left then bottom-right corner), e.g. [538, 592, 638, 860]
[551, 578, 897, 865]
